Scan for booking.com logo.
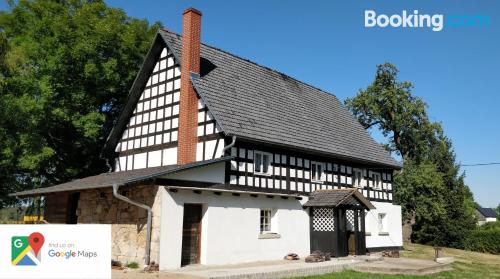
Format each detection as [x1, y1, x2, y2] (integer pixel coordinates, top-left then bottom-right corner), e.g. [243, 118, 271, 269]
[365, 10, 491, 32]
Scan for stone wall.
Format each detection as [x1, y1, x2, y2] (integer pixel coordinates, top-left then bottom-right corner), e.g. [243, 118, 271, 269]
[76, 185, 162, 265]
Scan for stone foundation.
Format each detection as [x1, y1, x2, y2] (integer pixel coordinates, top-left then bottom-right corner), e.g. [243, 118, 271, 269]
[75, 185, 162, 264]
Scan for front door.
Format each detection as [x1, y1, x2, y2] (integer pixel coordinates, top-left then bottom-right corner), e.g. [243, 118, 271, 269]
[65, 192, 80, 224]
[181, 204, 203, 266]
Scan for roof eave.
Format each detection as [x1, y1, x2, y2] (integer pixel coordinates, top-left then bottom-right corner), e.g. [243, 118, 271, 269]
[10, 157, 233, 197]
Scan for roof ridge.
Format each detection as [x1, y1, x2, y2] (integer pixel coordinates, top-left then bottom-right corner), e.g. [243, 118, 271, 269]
[159, 29, 340, 101]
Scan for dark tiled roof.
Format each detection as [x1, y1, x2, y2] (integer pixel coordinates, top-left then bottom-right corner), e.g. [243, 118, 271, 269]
[11, 157, 230, 197]
[477, 207, 498, 218]
[303, 189, 375, 209]
[160, 30, 399, 168]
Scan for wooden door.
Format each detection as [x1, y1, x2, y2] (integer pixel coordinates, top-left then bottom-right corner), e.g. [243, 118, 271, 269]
[65, 192, 80, 224]
[181, 204, 202, 266]
[348, 232, 356, 255]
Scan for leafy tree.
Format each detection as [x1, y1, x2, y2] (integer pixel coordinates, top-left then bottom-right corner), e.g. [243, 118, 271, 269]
[346, 63, 476, 248]
[0, 0, 161, 208]
[428, 133, 477, 247]
[394, 160, 446, 245]
[496, 204, 500, 221]
[345, 63, 442, 162]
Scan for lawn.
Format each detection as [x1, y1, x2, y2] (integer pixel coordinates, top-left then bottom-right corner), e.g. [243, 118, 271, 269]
[294, 243, 500, 279]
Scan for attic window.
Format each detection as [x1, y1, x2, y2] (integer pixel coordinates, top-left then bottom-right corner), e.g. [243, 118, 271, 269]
[254, 151, 271, 175]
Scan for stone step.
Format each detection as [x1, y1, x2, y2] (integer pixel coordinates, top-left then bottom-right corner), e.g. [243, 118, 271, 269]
[172, 260, 364, 279]
[353, 261, 453, 275]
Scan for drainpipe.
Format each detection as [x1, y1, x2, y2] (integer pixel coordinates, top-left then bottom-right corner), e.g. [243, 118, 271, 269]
[112, 184, 152, 266]
[222, 135, 236, 156]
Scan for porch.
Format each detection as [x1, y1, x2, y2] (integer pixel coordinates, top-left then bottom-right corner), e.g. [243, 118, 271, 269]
[304, 189, 375, 258]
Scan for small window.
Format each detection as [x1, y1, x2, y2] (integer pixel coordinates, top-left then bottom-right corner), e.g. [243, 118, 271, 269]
[311, 162, 324, 182]
[378, 213, 387, 232]
[254, 151, 272, 175]
[260, 209, 272, 233]
[353, 169, 363, 187]
[372, 173, 381, 189]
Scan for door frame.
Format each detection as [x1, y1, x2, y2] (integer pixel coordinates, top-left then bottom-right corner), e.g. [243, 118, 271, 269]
[181, 203, 203, 266]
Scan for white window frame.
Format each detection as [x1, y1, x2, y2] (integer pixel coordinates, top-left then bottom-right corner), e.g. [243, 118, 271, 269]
[353, 168, 363, 188]
[260, 209, 278, 234]
[311, 161, 324, 182]
[378, 213, 388, 233]
[372, 172, 382, 189]
[254, 151, 272, 176]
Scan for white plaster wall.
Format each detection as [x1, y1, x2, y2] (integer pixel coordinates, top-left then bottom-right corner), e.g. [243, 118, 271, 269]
[479, 217, 498, 225]
[159, 188, 310, 270]
[163, 162, 225, 183]
[365, 201, 403, 248]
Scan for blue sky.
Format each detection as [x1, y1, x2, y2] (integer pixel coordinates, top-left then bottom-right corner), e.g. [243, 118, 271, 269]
[2, 1, 498, 207]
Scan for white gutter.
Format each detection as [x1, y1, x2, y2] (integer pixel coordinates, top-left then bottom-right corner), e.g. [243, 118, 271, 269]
[112, 184, 152, 266]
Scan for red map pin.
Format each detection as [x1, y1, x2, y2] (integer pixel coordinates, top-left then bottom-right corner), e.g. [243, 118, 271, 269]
[28, 232, 44, 257]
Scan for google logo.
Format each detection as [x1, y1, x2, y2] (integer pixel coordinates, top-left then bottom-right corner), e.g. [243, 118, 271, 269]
[48, 249, 77, 259]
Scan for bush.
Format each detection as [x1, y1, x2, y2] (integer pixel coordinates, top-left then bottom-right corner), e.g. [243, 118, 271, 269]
[481, 221, 500, 231]
[125, 262, 140, 269]
[464, 227, 500, 254]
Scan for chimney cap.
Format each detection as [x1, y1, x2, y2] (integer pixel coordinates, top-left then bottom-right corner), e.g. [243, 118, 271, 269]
[183, 7, 202, 16]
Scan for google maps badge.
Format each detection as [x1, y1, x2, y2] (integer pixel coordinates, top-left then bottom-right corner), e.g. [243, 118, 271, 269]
[12, 232, 45, 266]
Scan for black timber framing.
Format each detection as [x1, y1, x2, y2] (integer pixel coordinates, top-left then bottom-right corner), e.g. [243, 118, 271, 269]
[226, 140, 395, 203]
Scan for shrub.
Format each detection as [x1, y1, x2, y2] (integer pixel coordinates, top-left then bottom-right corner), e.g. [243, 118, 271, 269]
[464, 227, 500, 254]
[481, 221, 500, 231]
[125, 262, 140, 269]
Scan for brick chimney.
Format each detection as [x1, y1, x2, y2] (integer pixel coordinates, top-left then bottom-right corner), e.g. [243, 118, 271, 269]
[177, 8, 202, 165]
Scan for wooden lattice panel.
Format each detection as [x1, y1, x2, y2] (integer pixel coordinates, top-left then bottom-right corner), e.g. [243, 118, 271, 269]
[346, 209, 355, 231]
[313, 208, 335, 232]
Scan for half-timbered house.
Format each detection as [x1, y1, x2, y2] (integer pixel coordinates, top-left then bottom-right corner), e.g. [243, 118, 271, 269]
[12, 8, 403, 269]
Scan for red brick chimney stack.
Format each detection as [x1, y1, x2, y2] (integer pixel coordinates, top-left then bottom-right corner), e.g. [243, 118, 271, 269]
[178, 8, 202, 165]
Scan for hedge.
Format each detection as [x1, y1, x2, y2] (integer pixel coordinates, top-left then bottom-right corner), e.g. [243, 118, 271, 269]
[464, 226, 500, 254]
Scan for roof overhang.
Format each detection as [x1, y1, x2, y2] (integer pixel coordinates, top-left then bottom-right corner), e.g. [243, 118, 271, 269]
[10, 157, 232, 197]
[303, 189, 376, 210]
[165, 186, 303, 200]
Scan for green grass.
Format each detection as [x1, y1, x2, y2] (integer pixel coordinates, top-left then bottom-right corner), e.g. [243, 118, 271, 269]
[293, 243, 500, 279]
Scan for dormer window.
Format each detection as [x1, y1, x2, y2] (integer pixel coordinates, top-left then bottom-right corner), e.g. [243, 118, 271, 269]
[254, 151, 271, 175]
[372, 173, 381, 189]
[311, 162, 324, 182]
[353, 168, 363, 188]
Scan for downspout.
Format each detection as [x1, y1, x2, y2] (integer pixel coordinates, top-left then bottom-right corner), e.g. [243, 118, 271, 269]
[222, 135, 236, 156]
[112, 183, 152, 266]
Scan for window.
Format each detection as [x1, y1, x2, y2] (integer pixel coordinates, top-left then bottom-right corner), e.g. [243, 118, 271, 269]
[353, 168, 363, 187]
[378, 213, 388, 233]
[311, 162, 324, 182]
[254, 151, 271, 175]
[260, 209, 272, 233]
[372, 173, 381, 189]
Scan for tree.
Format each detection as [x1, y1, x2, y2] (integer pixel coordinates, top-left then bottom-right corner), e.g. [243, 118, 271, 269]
[0, 0, 161, 208]
[345, 63, 442, 163]
[496, 204, 500, 221]
[345, 63, 477, 248]
[428, 133, 477, 248]
[394, 160, 446, 245]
